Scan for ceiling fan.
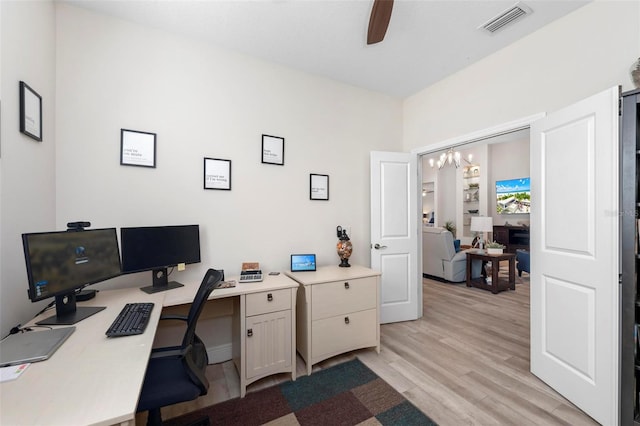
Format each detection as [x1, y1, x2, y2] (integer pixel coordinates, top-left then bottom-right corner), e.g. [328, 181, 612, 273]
[367, 0, 394, 45]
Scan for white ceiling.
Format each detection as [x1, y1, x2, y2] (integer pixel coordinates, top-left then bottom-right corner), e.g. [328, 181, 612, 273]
[64, 0, 589, 98]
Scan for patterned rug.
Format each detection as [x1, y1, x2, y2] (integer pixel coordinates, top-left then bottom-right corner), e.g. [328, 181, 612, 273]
[164, 358, 436, 426]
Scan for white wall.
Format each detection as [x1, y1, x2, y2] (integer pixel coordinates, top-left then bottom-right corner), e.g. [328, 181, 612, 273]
[404, 1, 640, 150]
[0, 0, 57, 338]
[54, 4, 402, 286]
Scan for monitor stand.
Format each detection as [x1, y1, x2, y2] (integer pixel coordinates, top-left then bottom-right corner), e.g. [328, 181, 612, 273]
[140, 267, 184, 294]
[36, 293, 105, 326]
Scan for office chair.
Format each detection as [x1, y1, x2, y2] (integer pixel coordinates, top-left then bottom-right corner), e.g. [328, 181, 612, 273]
[137, 268, 224, 426]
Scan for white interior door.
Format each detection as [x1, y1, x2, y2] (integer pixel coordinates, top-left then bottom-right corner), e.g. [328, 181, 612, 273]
[530, 86, 619, 425]
[370, 151, 421, 324]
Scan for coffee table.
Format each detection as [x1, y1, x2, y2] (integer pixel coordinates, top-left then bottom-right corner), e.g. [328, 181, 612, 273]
[465, 250, 516, 294]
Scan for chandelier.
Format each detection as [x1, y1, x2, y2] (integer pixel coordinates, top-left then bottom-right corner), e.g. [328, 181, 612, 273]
[428, 149, 474, 170]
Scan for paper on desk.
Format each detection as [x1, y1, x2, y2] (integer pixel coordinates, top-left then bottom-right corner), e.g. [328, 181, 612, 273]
[0, 363, 30, 382]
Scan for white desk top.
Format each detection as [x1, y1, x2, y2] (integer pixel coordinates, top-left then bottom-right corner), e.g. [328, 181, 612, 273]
[0, 288, 165, 426]
[284, 264, 381, 285]
[163, 273, 299, 307]
[0, 273, 299, 426]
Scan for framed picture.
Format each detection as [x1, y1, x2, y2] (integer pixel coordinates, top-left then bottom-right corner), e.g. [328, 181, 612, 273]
[310, 174, 329, 200]
[204, 157, 232, 190]
[120, 129, 156, 168]
[19, 81, 42, 141]
[261, 134, 284, 165]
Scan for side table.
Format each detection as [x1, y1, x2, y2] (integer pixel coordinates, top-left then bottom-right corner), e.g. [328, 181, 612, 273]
[466, 251, 516, 294]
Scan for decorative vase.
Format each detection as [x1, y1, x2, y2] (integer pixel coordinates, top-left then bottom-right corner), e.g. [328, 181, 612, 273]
[487, 248, 503, 255]
[336, 229, 352, 267]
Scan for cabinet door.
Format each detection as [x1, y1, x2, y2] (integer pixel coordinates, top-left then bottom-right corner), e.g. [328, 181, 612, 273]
[245, 310, 292, 380]
[493, 227, 509, 246]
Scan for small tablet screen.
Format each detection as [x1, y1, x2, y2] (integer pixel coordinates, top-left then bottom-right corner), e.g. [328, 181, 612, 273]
[291, 254, 316, 272]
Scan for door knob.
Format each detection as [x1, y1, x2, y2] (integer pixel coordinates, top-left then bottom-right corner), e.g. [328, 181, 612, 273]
[373, 243, 387, 250]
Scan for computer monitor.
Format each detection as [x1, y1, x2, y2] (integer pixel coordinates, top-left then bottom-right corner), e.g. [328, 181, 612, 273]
[22, 228, 122, 325]
[120, 225, 201, 294]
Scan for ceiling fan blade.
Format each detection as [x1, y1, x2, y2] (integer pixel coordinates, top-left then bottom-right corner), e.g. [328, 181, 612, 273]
[367, 0, 394, 45]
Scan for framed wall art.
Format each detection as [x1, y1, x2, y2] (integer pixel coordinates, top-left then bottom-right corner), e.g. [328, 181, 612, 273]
[261, 134, 284, 165]
[120, 129, 156, 168]
[204, 157, 232, 190]
[310, 174, 329, 200]
[19, 81, 42, 141]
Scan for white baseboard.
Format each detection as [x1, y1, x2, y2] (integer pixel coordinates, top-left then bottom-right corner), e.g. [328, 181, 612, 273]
[207, 342, 232, 364]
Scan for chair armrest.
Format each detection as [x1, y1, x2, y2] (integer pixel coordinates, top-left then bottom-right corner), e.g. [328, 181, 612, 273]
[159, 314, 188, 322]
[150, 345, 192, 359]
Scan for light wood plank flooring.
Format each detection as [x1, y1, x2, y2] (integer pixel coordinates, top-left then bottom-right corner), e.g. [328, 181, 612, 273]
[138, 275, 599, 425]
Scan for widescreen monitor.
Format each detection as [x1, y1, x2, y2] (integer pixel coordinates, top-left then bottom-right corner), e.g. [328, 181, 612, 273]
[496, 177, 531, 214]
[22, 228, 122, 325]
[120, 224, 201, 293]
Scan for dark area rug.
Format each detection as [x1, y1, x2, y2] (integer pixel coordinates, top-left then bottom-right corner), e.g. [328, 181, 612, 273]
[164, 358, 437, 426]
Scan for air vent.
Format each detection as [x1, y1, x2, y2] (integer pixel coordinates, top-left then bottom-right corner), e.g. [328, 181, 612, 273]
[478, 2, 532, 33]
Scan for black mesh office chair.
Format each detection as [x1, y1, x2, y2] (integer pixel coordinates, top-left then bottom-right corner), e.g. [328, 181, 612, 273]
[137, 268, 224, 426]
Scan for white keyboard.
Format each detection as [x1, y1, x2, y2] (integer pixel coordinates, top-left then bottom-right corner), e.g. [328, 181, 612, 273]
[239, 270, 263, 283]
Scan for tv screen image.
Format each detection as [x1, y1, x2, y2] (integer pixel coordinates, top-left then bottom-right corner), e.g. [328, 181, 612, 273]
[496, 177, 531, 214]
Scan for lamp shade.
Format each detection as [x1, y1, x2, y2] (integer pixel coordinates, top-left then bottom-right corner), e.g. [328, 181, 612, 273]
[470, 216, 493, 233]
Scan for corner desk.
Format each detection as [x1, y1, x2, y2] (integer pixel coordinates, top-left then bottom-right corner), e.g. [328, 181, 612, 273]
[0, 273, 298, 426]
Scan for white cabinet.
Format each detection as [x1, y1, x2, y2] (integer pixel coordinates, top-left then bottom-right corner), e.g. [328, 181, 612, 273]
[245, 290, 292, 380]
[285, 265, 380, 375]
[231, 276, 298, 397]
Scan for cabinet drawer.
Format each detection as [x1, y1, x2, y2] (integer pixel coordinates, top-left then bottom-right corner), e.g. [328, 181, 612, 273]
[311, 308, 377, 359]
[311, 277, 377, 320]
[246, 288, 291, 316]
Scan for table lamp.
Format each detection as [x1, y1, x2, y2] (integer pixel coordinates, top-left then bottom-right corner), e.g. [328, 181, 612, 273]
[470, 216, 493, 250]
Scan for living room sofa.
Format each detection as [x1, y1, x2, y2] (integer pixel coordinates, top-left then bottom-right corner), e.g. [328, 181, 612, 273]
[423, 227, 475, 282]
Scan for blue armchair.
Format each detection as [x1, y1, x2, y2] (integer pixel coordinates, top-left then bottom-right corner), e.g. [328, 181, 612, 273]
[516, 249, 530, 276]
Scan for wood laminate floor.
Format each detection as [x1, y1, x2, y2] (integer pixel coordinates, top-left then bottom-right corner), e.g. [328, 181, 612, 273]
[137, 274, 599, 425]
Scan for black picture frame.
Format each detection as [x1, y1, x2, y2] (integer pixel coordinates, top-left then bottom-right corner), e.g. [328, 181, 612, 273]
[204, 157, 232, 190]
[261, 134, 285, 165]
[19, 81, 42, 141]
[120, 129, 157, 168]
[310, 174, 329, 200]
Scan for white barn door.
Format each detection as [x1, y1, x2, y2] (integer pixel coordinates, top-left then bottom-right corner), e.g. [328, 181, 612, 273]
[370, 151, 421, 324]
[530, 86, 619, 425]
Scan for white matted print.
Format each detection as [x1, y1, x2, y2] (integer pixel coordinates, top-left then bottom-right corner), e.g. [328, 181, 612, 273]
[204, 157, 232, 190]
[120, 129, 156, 168]
[310, 174, 329, 200]
[261, 134, 284, 165]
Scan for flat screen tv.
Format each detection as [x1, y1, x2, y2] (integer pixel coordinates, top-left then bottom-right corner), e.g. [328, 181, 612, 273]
[120, 224, 201, 294]
[22, 228, 122, 325]
[496, 177, 530, 214]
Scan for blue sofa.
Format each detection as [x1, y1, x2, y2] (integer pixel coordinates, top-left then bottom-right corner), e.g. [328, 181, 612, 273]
[516, 249, 530, 276]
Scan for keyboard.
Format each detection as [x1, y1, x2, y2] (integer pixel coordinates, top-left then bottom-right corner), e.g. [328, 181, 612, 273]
[105, 302, 154, 337]
[239, 270, 263, 283]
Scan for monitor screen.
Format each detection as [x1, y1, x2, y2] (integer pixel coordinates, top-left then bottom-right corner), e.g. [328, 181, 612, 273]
[291, 254, 316, 272]
[22, 228, 121, 325]
[120, 225, 201, 293]
[496, 177, 531, 214]
[23, 228, 122, 302]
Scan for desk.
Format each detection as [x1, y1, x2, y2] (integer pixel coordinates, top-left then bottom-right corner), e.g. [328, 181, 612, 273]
[0, 274, 298, 425]
[465, 251, 516, 294]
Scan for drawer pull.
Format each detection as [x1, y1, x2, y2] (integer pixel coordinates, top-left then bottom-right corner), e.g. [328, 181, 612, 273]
[344, 282, 350, 289]
[344, 316, 350, 324]
[267, 293, 273, 302]
[247, 328, 253, 337]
